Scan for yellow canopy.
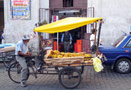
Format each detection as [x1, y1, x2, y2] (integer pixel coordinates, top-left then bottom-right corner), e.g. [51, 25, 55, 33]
[34, 17, 102, 34]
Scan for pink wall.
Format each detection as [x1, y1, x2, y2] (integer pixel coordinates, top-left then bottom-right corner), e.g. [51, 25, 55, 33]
[50, 0, 87, 9]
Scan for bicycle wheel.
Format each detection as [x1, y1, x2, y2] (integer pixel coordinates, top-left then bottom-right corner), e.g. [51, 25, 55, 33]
[8, 62, 29, 83]
[59, 67, 81, 89]
[3, 55, 15, 68]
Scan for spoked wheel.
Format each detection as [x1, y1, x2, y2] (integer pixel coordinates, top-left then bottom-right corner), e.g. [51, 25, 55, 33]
[8, 62, 29, 83]
[76, 66, 84, 74]
[55, 66, 62, 73]
[3, 55, 15, 69]
[59, 67, 81, 89]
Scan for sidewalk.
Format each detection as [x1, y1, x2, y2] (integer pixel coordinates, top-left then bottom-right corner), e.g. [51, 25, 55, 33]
[0, 63, 131, 90]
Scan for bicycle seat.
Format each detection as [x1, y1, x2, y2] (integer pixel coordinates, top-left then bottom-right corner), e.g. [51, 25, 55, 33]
[25, 56, 35, 60]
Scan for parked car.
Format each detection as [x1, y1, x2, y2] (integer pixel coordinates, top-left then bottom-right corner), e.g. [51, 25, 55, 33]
[99, 33, 131, 74]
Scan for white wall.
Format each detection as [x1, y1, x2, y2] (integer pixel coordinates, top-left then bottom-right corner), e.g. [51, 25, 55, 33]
[88, 0, 131, 45]
[4, 0, 40, 52]
[39, 0, 49, 39]
[40, 0, 49, 8]
[39, 0, 49, 23]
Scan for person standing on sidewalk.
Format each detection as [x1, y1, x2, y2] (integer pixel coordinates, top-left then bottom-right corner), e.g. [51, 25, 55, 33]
[61, 31, 72, 52]
[0, 26, 4, 44]
[15, 34, 32, 87]
[90, 29, 96, 53]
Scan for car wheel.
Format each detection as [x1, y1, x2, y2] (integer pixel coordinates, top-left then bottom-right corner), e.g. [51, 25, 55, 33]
[115, 58, 131, 74]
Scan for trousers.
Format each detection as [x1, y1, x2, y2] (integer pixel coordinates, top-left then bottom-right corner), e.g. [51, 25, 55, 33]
[64, 41, 70, 52]
[16, 56, 28, 83]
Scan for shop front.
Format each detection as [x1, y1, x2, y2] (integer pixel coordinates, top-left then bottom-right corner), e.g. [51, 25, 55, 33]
[37, 0, 94, 53]
[34, 17, 102, 53]
[50, 8, 91, 53]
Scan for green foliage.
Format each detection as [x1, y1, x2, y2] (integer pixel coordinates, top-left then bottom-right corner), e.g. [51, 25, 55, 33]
[39, 20, 48, 26]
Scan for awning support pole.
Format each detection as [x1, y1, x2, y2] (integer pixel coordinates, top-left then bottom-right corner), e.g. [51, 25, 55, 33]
[96, 19, 103, 55]
[94, 22, 97, 45]
[57, 33, 59, 50]
[97, 20, 103, 47]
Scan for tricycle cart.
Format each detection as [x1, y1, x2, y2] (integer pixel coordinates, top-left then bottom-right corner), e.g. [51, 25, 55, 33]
[8, 17, 103, 89]
[8, 55, 92, 89]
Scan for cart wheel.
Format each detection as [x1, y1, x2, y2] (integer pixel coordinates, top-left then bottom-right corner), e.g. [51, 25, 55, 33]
[55, 67, 60, 73]
[8, 62, 29, 83]
[78, 66, 84, 74]
[59, 67, 81, 89]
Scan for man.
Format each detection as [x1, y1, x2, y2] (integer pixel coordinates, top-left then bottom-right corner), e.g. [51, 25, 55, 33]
[61, 31, 72, 52]
[0, 26, 3, 44]
[15, 34, 32, 87]
[1, 31, 4, 44]
[90, 29, 96, 53]
[90, 29, 95, 47]
[90, 29, 103, 53]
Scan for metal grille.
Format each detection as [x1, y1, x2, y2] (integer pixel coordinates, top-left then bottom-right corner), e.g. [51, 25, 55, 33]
[39, 8, 49, 23]
[63, 0, 73, 7]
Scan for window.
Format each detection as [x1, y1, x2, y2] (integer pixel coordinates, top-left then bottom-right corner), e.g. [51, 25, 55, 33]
[112, 35, 126, 47]
[63, 0, 73, 7]
[125, 39, 131, 48]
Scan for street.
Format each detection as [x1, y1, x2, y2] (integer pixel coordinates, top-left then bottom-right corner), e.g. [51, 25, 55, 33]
[0, 63, 131, 90]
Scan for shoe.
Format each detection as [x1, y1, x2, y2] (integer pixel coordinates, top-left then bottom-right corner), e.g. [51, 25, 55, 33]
[21, 82, 27, 87]
[37, 68, 43, 73]
[37, 66, 41, 71]
[101, 69, 105, 73]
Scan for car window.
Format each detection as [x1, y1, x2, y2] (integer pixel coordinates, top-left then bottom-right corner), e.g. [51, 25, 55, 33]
[125, 39, 131, 48]
[113, 35, 126, 47]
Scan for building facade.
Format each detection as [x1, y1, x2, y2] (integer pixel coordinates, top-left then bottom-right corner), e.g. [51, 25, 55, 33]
[2, 0, 92, 52]
[49, 0, 91, 52]
[3, 0, 131, 51]
[88, 0, 131, 45]
[49, 0, 87, 19]
[3, 0, 49, 51]
[0, 0, 4, 28]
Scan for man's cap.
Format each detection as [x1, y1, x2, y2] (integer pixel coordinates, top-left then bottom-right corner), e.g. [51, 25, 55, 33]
[22, 34, 30, 40]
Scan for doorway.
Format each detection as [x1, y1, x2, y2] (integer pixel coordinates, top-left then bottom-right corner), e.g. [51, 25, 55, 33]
[0, 0, 4, 44]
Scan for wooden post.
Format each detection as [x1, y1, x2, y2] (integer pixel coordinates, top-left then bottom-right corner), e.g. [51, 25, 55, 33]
[96, 19, 103, 55]
[97, 20, 103, 48]
[94, 22, 97, 45]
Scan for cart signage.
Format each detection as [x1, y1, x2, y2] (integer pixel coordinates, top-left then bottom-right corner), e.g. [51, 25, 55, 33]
[11, 0, 31, 20]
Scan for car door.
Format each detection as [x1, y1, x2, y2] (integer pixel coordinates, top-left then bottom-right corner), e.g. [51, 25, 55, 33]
[123, 38, 131, 58]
